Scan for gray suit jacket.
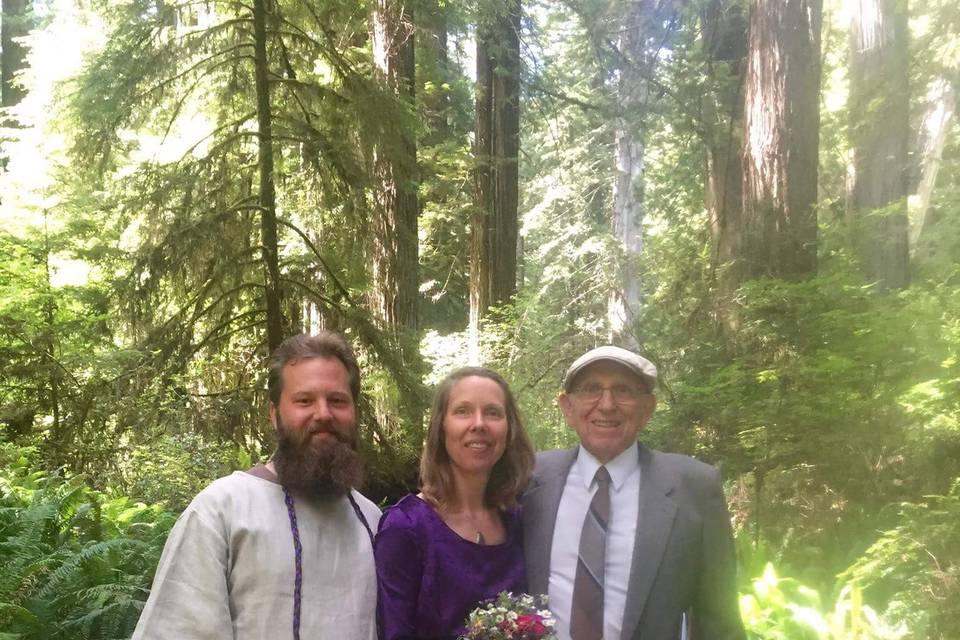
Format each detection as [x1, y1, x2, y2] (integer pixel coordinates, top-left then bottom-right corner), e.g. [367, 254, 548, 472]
[520, 445, 745, 640]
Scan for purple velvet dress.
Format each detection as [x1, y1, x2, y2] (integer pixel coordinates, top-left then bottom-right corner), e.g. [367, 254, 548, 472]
[375, 494, 527, 640]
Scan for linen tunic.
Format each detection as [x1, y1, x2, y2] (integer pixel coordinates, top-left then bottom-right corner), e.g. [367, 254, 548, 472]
[375, 494, 526, 640]
[133, 471, 381, 640]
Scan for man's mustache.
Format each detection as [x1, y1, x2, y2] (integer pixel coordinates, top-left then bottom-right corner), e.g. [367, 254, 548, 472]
[306, 422, 351, 445]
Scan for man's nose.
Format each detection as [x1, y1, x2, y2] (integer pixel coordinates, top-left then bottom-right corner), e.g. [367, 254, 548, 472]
[596, 388, 617, 409]
[312, 399, 333, 421]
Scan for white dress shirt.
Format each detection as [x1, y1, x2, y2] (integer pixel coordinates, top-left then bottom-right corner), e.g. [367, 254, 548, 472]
[549, 445, 640, 640]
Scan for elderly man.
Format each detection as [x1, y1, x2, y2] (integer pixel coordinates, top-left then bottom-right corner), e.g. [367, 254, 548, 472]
[522, 346, 745, 640]
[133, 332, 381, 640]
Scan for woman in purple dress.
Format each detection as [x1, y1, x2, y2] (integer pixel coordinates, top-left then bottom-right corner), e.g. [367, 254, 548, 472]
[375, 367, 536, 640]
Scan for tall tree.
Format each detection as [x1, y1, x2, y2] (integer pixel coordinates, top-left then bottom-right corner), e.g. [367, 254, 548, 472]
[253, 0, 285, 353]
[470, 0, 520, 360]
[740, 0, 821, 280]
[1, 0, 29, 110]
[54, 0, 417, 452]
[848, 0, 910, 290]
[369, 0, 426, 444]
[701, 0, 747, 295]
[371, 0, 419, 352]
[607, 0, 653, 348]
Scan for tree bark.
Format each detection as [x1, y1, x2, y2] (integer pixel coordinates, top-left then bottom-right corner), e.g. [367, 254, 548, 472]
[1, 0, 29, 110]
[848, 0, 910, 290]
[910, 76, 955, 254]
[371, 0, 419, 347]
[702, 0, 747, 291]
[470, 0, 520, 361]
[252, 0, 285, 352]
[607, 0, 654, 350]
[370, 0, 424, 436]
[741, 0, 821, 280]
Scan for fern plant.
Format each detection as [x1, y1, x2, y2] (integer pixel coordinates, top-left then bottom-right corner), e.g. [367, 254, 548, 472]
[840, 478, 960, 640]
[0, 446, 174, 639]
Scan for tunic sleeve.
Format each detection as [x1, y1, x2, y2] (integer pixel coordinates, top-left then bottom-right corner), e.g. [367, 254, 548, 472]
[375, 506, 424, 640]
[132, 495, 234, 640]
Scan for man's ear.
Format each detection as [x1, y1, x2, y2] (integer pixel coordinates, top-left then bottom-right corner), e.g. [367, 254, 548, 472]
[558, 392, 574, 424]
[637, 394, 657, 432]
[268, 403, 277, 429]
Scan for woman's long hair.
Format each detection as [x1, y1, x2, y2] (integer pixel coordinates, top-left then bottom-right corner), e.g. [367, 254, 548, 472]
[419, 367, 535, 511]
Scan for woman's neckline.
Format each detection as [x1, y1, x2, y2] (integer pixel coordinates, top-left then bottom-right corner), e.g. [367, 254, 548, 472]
[411, 494, 510, 547]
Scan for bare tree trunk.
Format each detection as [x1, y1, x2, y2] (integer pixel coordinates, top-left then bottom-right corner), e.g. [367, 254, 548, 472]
[702, 0, 747, 300]
[848, 0, 910, 290]
[371, 0, 424, 433]
[911, 76, 956, 252]
[371, 0, 419, 347]
[607, 0, 651, 350]
[470, 0, 520, 362]
[252, 0, 285, 352]
[741, 0, 821, 280]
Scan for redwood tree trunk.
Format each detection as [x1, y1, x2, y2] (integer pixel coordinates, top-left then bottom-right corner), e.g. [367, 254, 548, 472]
[371, 0, 424, 436]
[252, 0, 285, 352]
[470, 0, 520, 360]
[848, 0, 910, 290]
[371, 0, 419, 346]
[741, 0, 821, 280]
[702, 0, 747, 287]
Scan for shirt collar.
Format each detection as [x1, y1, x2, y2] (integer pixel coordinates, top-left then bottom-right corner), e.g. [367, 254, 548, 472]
[575, 443, 640, 492]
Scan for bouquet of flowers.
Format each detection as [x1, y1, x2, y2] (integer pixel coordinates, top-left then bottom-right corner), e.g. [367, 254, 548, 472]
[460, 592, 558, 640]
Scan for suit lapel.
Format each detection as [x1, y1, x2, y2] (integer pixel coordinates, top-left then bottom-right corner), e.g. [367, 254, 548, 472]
[620, 445, 677, 640]
[523, 449, 577, 596]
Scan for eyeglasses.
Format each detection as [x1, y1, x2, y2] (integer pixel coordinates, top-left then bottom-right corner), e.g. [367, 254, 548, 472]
[572, 383, 646, 405]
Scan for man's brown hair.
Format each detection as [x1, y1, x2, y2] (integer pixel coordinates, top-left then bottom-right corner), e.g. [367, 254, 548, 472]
[267, 332, 361, 404]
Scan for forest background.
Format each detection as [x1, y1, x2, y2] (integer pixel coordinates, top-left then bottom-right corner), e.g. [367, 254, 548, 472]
[1, 0, 958, 637]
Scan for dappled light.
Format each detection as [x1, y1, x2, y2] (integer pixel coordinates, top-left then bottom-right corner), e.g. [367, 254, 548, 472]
[1, 0, 958, 637]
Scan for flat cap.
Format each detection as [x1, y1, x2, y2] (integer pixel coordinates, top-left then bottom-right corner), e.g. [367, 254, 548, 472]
[563, 345, 658, 392]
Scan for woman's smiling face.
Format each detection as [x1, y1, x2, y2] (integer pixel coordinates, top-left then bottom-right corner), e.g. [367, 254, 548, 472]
[443, 376, 509, 477]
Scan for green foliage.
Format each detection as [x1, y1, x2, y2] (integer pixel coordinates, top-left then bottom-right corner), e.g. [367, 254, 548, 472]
[839, 479, 960, 639]
[630, 263, 960, 590]
[0, 0, 958, 635]
[740, 563, 907, 639]
[124, 432, 242, 511]
[0, 444, 173, 639]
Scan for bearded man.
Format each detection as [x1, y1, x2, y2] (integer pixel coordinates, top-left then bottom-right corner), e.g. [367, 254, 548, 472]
[133, 332, 381, 640]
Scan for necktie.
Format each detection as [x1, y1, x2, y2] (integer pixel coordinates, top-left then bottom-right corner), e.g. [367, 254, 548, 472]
[570, 466, 612, 640]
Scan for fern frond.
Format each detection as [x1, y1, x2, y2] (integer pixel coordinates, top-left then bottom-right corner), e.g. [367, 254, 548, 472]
[38, 538, 150, 599]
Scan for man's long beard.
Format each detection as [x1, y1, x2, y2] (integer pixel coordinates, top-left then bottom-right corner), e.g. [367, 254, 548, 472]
[273, 416, 364, 500]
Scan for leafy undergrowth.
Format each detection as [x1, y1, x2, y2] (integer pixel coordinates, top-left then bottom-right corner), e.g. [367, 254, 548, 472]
[0, 445, 174, 640]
